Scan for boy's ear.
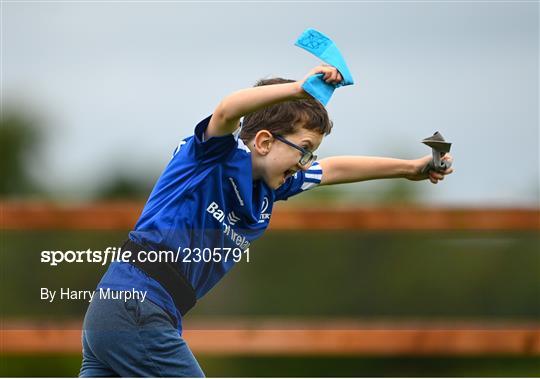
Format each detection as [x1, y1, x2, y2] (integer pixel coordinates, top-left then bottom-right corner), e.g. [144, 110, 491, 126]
[253, 130, 274, 156]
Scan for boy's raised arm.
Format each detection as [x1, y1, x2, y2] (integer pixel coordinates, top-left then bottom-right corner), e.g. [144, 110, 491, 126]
[206, 83, 305, 139]
[205, 65, 343, 139]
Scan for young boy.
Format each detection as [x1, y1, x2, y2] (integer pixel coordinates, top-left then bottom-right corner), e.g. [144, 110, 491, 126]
[79, 64, 453, 377]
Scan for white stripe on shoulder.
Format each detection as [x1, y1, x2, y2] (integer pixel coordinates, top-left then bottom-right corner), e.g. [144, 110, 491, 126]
[236, 138, 251, 153]
[301, 181, 318, 191]
[232, 127, 241, 140]
[305, 173, 322, 180]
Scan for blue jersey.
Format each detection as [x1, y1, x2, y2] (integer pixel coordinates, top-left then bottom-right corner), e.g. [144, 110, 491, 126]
[97, 115, 323, 333]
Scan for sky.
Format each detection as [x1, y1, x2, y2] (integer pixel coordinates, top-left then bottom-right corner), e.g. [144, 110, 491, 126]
[2, 1, 539, 206]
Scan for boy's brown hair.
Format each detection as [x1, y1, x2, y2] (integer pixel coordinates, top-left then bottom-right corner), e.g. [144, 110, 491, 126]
[239, 78, 333, 143]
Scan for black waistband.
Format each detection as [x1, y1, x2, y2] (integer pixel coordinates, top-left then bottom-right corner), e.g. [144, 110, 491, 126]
[123, 239, 197, 316]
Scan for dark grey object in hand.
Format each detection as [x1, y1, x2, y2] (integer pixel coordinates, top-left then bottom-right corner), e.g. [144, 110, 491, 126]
[422, 132, 452, 173]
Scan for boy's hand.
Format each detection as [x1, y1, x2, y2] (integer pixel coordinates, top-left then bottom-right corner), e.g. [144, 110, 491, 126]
[406, 154, 454, 184]
[300, 65, 344, 88]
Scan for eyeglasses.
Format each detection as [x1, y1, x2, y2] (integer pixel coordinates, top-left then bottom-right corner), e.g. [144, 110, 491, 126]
[271, 133, 317, 166]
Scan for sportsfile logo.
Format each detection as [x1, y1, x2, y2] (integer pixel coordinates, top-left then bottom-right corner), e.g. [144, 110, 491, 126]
[206, 202, 250, 250]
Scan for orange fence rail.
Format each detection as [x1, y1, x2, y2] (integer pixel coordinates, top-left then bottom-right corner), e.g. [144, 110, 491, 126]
[2, 320, 539, 356]
[1, 201, 539, 231]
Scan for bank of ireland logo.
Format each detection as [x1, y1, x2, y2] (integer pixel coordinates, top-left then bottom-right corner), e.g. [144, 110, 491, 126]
[259, 197, 271, 223]
[206, 202, 250, 250]
[227, 211, 240, 225]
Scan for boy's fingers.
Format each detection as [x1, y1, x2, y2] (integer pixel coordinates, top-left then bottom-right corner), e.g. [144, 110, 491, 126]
[442, 154, 453, 166]
[314, 65, 343, 83]
[313, 68, 342, 84]
[429, 171, 445, 182]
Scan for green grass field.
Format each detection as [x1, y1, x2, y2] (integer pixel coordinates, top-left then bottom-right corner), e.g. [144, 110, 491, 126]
[2, 354, 540, 377]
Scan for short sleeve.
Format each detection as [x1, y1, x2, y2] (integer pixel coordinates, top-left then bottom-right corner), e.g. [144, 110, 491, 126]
[274, 161, 323, 201]
[191, 114, 238, 163]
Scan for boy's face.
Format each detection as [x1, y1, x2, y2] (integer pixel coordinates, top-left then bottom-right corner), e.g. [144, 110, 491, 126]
[253, 127, 324, 189]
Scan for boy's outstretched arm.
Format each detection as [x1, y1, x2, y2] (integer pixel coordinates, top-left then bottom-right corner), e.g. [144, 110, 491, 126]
[318, 154, 453, 185]
[205, 65, 343, 139]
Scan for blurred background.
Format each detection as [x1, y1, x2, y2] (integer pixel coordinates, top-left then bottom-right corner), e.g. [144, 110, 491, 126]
[1, 1, 539, 377]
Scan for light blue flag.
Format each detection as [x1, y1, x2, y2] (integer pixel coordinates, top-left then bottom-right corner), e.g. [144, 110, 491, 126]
[295, 28, 354, 106]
